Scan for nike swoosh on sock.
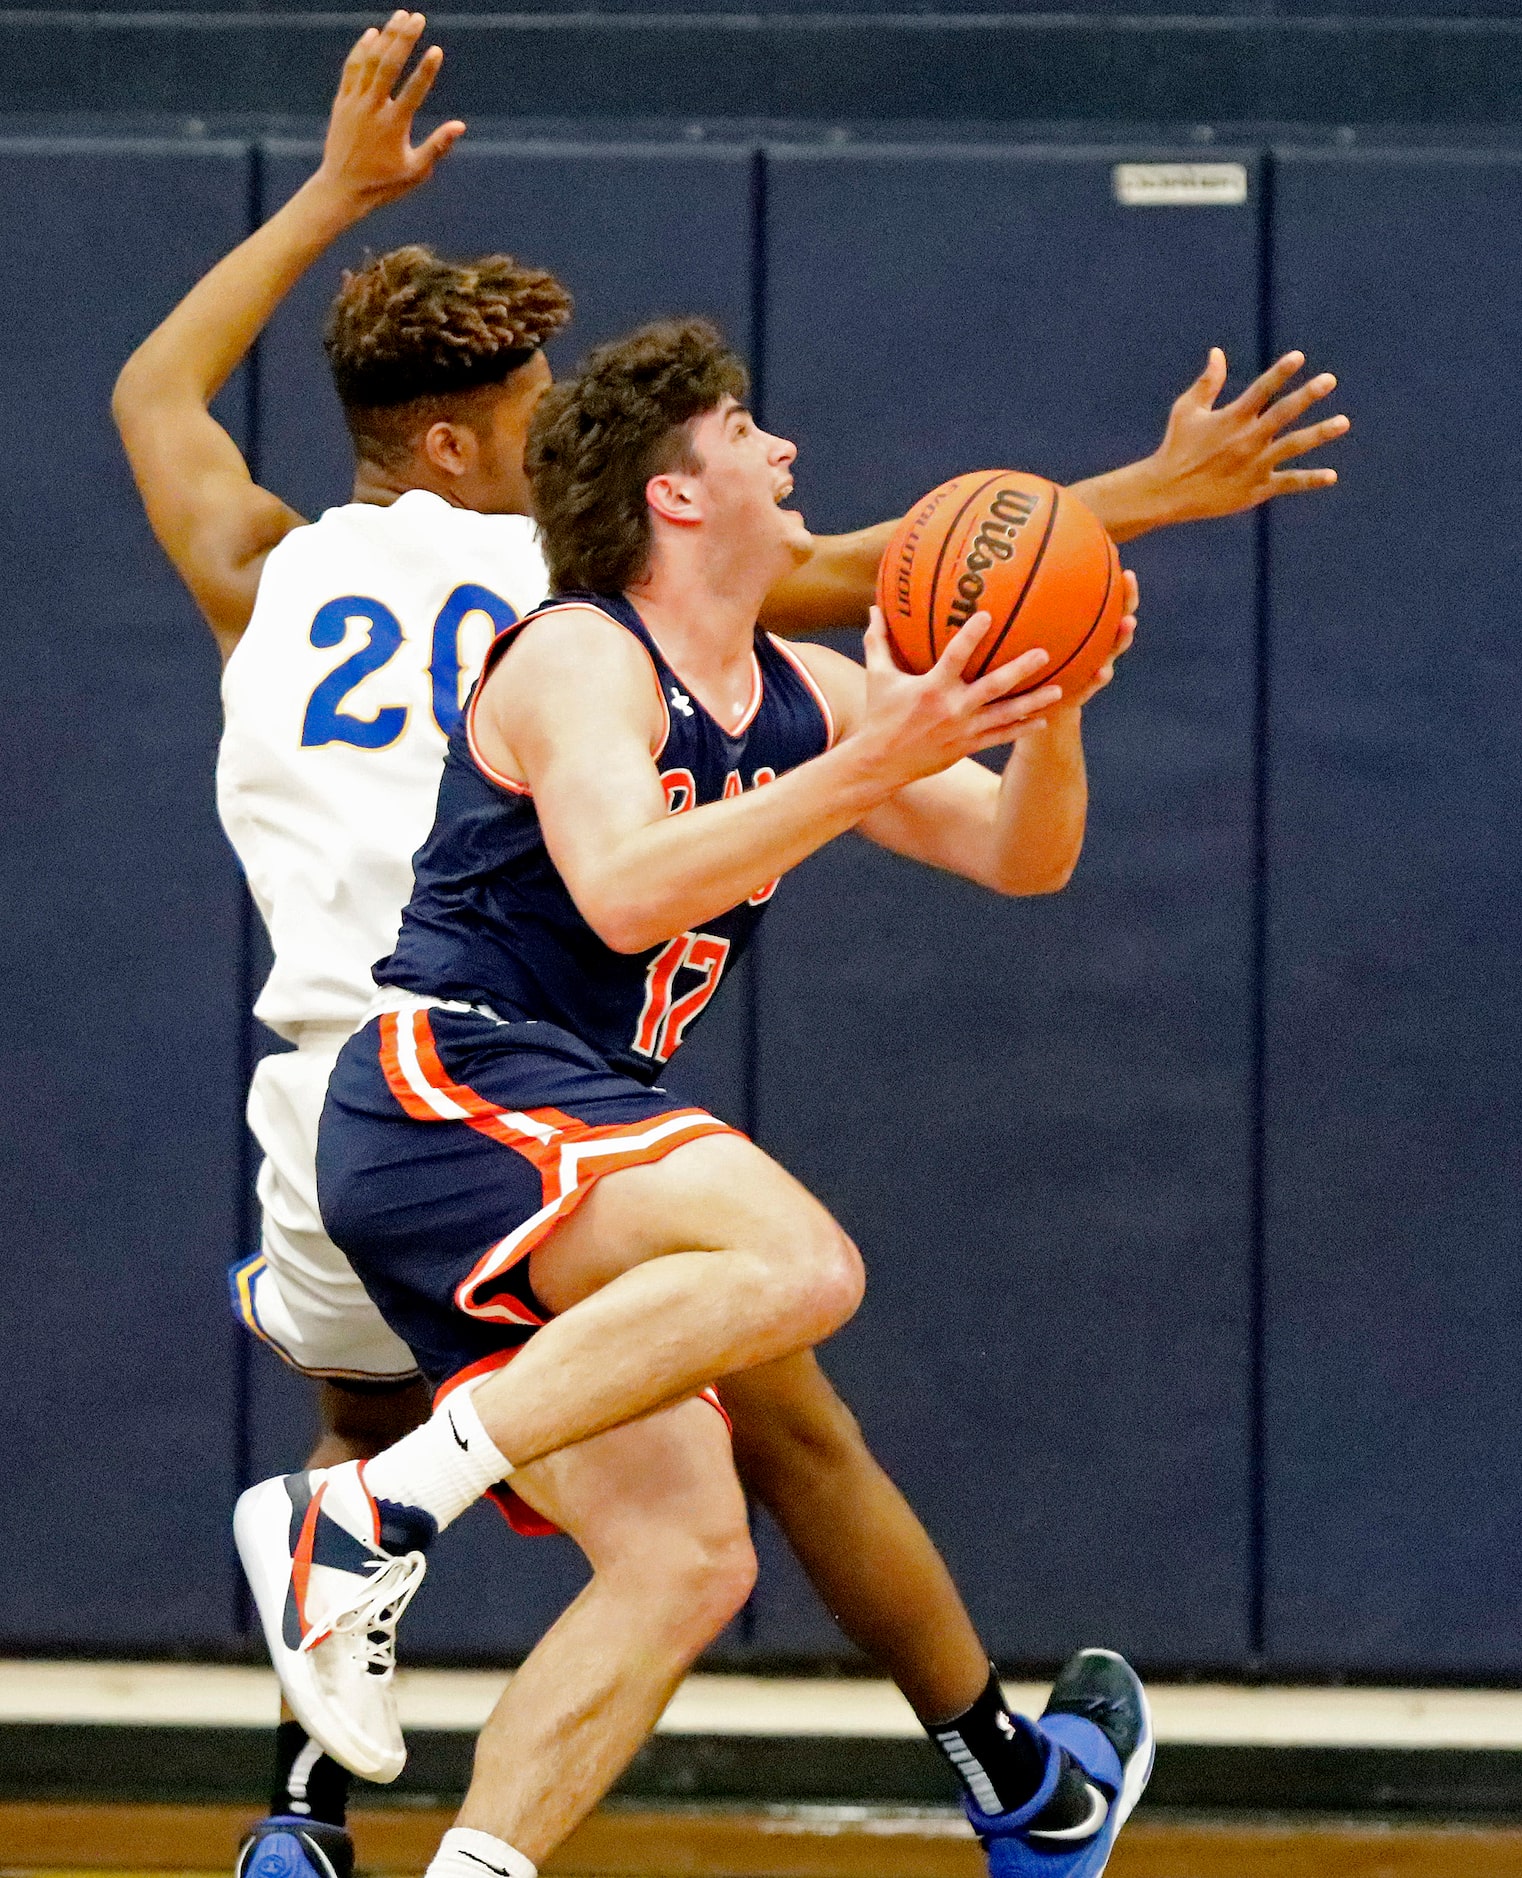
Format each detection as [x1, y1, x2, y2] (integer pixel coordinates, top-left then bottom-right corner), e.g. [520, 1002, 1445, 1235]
[456, 1850, 515, 1878]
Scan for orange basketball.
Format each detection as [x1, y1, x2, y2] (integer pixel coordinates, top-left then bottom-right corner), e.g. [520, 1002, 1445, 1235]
[875, 470, 1124, 696]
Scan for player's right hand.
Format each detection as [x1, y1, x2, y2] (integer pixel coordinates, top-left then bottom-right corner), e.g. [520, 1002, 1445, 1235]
[315, 12, 466, 214]
[859, 606, 1063, 786]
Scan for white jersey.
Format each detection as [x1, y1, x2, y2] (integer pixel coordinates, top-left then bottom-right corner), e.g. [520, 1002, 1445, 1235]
[217, 489, 549, 1042]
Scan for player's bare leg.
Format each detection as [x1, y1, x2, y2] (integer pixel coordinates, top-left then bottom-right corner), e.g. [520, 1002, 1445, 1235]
[723, 1353, 989, 1718]
[724, 1350, 1155, 1864]
[307, 1377, 431, 1468]
[462, 1131, 864, 1467]
[435, 1398, 753, 1872]
[236, 1130, 859, 1783]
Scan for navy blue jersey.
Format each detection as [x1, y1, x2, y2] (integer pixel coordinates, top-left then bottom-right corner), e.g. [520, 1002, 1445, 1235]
[376, 592, 835, 1083]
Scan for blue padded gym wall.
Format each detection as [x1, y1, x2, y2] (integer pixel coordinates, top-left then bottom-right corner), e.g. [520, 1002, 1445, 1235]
[248, 139, 760, 1658]
[1263, 149, 1522, 1678]
[0, 141, 253, 1648]
[750, 146, 1265, 1669]
[6, 130, 1519, 1679]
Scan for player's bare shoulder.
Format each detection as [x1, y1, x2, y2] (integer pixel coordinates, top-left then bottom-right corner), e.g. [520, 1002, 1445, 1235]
[491, 601, 661, 703]
[172, 479, 309, 660]
[477, 599, 670, 777]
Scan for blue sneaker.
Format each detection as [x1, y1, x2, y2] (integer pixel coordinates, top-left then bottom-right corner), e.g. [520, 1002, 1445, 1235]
[967, 1648, 1153, 1876]
[235, 1816, 354, 1878]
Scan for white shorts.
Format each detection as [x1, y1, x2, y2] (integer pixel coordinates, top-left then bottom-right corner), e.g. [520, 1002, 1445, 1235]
[230, 1034, 420, 1383]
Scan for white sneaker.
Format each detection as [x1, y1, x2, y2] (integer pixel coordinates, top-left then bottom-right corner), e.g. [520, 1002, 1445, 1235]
[234, 1461, 431, 1783]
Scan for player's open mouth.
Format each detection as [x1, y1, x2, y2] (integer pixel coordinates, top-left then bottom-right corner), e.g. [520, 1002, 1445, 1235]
[774, 480, 794, 506]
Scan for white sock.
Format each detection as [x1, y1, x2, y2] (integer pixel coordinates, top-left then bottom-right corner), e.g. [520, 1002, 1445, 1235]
[425, 1826, 537, 1878]
[361, 1387, 514, 1535]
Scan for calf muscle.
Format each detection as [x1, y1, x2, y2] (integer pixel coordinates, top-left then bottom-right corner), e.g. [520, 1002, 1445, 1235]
[725, 1354, 990, 1722]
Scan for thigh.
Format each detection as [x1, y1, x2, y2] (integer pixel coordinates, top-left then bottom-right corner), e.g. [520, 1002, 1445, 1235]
[528, 1130, 844, 1316]
[509, 1393, 747, 1562]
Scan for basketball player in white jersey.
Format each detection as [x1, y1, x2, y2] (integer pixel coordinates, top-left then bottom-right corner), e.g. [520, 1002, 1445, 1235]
[112, 16, 1351, 1876]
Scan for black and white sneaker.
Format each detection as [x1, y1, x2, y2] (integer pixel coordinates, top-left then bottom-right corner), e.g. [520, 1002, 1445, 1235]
[234, 1461, 432, 1783]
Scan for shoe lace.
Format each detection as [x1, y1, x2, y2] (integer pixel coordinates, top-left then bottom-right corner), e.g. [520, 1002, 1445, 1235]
[300, 1549, 428, 1674]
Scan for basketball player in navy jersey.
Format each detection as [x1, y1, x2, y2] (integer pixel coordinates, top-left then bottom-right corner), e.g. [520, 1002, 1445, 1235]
[113, 17, 1352, 1877]
[234, 316, 1152, 1878]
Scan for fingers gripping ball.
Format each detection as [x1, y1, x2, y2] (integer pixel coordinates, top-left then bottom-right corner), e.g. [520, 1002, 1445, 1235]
[876, 471, 1124, 691]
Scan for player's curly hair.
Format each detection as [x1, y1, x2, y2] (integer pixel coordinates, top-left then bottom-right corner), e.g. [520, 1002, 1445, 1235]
[324, 244, 574, 466]
[525, 317, 749, 595]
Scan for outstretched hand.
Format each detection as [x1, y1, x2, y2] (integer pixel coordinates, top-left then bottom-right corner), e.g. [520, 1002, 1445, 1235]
[1147, 347, 1351, 523]
[315, 11, 465, 213]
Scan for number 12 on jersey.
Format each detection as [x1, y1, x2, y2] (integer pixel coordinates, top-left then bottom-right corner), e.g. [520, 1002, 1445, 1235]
[633, 932, 731, 1063]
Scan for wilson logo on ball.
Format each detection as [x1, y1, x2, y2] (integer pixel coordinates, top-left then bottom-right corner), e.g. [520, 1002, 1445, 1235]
[945, 485, 1041, 634]
[875, 469, 1124, 694]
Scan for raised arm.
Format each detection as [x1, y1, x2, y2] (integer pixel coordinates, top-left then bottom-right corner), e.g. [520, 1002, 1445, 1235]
[111, 11, 464, 657]
[1069, 347, 1349, 543]
[472, 608, 1061, 954]
[759, 347, 1347, 633]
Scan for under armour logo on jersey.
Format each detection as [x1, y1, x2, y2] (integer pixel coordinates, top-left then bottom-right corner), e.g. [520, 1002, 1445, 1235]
[669, 686, 694, 717]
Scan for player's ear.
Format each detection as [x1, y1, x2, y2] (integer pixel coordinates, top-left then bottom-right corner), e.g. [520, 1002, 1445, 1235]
[645, 471, 701, 527]
[422, 419, 474, 480]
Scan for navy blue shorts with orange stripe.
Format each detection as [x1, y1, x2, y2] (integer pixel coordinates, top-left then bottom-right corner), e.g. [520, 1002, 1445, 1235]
[316, 998, 739, 1398]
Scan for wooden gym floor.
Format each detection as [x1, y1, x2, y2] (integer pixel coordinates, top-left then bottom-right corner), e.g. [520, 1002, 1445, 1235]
[6, 1803, 1522, 1877]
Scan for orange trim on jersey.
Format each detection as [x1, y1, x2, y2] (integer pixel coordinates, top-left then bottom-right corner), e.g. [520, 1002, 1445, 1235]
[464, 689, 533, 797]
[464, 597, 675, 785]
[766, 634, 838, 748]
[460, 603, 542, 793]
[647, 634, 764, 740]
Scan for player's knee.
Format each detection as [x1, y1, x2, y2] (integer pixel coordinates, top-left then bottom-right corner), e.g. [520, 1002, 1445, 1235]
[783, 1222, 865, 1343]
[605, 1506, 757, 1646]
[737, 1384, 868, 1490]
[664, 1520, 758, 1638]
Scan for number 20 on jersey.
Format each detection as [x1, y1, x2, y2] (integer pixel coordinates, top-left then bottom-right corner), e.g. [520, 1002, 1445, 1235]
[301, 585, 517, 749]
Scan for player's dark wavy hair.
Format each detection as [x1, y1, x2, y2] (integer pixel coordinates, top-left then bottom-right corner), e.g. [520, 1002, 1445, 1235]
[324, 245, 574, 467]
[526, 317, 749, 595]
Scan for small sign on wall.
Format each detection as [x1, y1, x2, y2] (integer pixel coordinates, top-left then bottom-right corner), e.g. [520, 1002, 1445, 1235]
[1112, 162, 1250, 206]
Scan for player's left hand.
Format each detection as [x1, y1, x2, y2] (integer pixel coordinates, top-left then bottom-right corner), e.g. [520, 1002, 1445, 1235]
[314, 12, 466, 215]
[1059, 568, 1138, 711]
[1144, 347, 1350, 524]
